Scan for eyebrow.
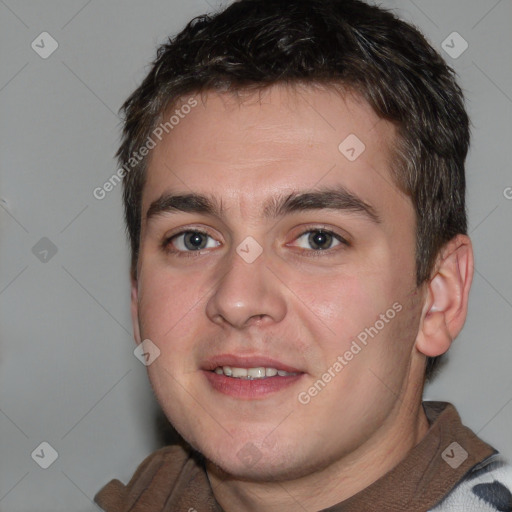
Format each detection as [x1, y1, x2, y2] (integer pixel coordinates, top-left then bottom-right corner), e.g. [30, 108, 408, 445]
[145, 186, 380, 224]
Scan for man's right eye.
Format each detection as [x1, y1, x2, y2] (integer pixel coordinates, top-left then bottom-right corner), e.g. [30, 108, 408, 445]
[165, 230, 221, 254]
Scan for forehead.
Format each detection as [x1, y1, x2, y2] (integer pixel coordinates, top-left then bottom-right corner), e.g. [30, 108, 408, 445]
[142, 83, 407, 222]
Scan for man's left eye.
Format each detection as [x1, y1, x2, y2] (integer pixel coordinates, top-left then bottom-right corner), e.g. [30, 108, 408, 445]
[293, 230, 345, 251]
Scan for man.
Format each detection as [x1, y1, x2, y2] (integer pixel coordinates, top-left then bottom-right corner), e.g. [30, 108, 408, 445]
[95, 0, 512, 510]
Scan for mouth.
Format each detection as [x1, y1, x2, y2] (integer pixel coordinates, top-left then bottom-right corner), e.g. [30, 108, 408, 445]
[202, 355, 305, 400]
[211, 365, 299, 379]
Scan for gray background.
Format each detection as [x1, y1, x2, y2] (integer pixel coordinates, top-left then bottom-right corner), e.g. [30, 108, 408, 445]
[0, 0, 511, 510]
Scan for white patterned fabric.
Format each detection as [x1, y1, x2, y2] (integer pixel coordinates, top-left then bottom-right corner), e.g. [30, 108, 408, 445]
[430, 453, 512, 511]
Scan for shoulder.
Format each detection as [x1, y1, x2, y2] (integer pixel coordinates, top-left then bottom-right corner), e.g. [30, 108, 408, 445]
[94, 444, 198, 511]
[125, 444, 192, 484]
[430, 453, 512, 511]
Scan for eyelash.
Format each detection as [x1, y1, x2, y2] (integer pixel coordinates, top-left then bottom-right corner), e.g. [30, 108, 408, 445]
[162, 227, 349, 258]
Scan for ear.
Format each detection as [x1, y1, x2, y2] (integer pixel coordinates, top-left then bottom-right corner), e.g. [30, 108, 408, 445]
[131, 276, 142, 345]
[415, 234, 474, 358]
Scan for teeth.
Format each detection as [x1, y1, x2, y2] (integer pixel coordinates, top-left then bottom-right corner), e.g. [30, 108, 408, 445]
[248, 367, 266, 378]
[213, 366, 297, 379]
[231, 367, 248, 378]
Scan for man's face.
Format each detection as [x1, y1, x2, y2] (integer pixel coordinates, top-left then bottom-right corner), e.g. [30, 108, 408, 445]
[133, 84, 424, 480]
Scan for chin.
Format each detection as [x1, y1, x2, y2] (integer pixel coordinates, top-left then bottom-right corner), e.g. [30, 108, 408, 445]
[200, 437, 329, 483]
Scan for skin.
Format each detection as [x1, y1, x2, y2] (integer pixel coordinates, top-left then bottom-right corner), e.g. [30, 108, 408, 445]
[131, 83, 473, 511]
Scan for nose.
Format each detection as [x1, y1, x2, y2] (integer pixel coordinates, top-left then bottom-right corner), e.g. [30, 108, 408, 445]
[205, 245, 287, 329]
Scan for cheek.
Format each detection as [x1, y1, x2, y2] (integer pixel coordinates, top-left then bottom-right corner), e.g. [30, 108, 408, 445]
[136, 263, 204, 345]
[296, 257, 417, 375]
[296, 268, 393, 342]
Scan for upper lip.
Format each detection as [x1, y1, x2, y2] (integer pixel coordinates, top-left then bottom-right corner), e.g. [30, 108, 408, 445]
[202, 354, 303, 373]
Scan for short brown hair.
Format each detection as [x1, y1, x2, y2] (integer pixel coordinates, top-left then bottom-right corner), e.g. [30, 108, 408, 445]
[117, 0, 470, 380]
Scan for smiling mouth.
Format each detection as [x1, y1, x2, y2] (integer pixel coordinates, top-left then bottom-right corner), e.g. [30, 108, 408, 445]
[211, 366, 299, 379]
[204, 364, 304, 399]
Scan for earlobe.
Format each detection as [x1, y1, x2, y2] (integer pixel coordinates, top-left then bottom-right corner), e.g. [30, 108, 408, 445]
[416, 235, 474, 358]
[131, 278, 142, 345]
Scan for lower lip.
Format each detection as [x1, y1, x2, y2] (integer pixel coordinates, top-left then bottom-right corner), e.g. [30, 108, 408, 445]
[203, 370, 304, 400]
